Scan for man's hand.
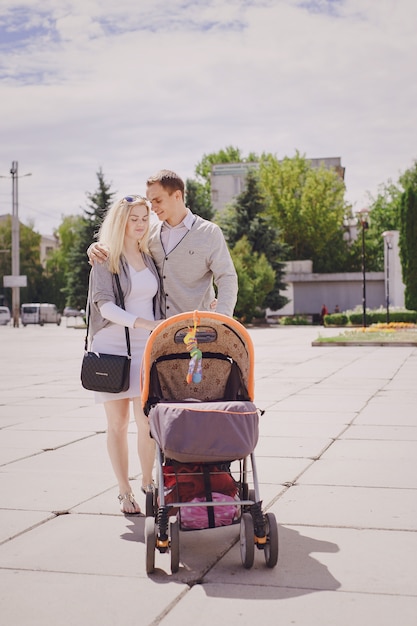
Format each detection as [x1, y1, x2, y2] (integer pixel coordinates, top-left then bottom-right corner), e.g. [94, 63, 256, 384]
[87, 242, 110, 265]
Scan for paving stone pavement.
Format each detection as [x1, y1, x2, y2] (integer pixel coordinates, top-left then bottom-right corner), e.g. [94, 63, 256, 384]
[1, 322, 416, 626]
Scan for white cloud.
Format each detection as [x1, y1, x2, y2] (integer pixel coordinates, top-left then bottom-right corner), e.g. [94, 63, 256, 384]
[55, 13, 105, 43]
[0, 0, 416, 233]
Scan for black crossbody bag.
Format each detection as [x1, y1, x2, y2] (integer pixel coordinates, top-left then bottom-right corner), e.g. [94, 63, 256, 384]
[81, 274, 131, 393]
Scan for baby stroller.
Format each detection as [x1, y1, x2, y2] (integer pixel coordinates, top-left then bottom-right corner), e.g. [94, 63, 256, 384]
[141, 310, 278, 574]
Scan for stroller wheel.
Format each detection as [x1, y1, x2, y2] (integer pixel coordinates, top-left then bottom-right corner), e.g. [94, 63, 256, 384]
[169, 516, 180, 574]
[240, 512, 255, 569]
[264, 512, 279, 568]
[145, 491, 154, 518]
[145, 517, 156, 574]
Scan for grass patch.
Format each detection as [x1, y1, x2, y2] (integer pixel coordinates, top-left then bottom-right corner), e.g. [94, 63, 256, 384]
[313, 327, 417, 346]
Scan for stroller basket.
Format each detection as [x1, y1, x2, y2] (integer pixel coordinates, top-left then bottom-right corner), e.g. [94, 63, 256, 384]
[163, 461, 241, 530]
[149, 400, 259, 463]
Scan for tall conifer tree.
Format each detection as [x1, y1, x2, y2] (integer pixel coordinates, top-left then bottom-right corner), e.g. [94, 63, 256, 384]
[399, 169, 417, 310]
[63, 169, 114, 309]
[218, 168, 289, 311]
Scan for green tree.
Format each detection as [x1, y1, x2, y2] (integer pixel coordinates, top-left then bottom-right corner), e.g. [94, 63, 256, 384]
[63, 169, 114, 309]
[194, 146, 259, 186]
[353, 182, 403, 271]
[44, 215, 85, 310]
[230, 237, 275, 322]
[0, 217, 13, 303]
[185, 179, 214, 220]
[218, 168, 289, 311]
[368, 182, 401, 234]
[259, 152, 349, 272]
[0, 216, 45, 305]
[399, 161, 417, 309]
[196, 146, 243, 183]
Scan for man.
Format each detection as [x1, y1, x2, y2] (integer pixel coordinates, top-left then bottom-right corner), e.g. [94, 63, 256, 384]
[88, 169, 238, 317]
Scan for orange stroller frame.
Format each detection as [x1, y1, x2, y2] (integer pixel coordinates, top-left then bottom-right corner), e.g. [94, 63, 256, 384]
[141, 310, 278, 573]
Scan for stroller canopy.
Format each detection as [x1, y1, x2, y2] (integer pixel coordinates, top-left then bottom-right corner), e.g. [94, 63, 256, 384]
[141, 311, 255, 411]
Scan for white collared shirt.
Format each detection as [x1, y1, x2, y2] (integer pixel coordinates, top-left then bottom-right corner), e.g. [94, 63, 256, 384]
[160, 208, 195, 254]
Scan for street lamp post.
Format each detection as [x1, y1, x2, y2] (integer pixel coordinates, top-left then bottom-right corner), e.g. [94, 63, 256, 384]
[357, 208, 370, 328]
[11, 162, 20, 327]
[0, 161, 32, 327]
[382, 231, 394, 324]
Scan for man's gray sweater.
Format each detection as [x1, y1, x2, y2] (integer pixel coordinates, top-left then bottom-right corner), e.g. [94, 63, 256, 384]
[149, 214, 238, 318]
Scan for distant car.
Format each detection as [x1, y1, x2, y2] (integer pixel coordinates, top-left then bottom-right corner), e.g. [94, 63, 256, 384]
[63, 307, 85, 318]
[21, 303, 62, 326]
[0, 306, 11, 325]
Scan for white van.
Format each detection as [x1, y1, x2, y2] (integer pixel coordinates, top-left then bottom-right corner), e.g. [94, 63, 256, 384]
[21, 303, 62, 326]
[0, 306, 11, 325]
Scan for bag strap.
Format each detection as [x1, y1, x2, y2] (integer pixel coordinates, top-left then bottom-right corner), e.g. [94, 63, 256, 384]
[84, 272, 131, 358]
[114, 273, 131, 358]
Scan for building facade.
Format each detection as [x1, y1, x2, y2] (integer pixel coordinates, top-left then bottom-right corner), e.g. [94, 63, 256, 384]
[210, 158, 345, 212]
[267, 232, 405, 318]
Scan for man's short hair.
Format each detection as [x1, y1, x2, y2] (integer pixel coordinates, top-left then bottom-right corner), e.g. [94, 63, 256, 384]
[146, 169, 185, 199]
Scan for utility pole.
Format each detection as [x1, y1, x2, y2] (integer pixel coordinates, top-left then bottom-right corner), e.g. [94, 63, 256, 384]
[356, 207, 370, 328]
[1, 161, 31, 327]
[382, 231, 394, 323]
[11, 162, 20, 327]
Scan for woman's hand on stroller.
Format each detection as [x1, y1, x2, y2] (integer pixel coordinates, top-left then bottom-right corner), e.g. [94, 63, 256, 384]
[134, 317, 163, 332]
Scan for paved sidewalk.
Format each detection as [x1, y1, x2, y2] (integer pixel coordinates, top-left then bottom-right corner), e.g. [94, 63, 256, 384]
[1, 323, 416, 625]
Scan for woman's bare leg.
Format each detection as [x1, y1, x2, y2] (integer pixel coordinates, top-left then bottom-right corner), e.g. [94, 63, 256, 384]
[104, 398, 140, 513]
[133, 399, 155, 490]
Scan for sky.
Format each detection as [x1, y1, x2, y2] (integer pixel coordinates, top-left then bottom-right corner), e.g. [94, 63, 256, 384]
[1, 0, 416, 235]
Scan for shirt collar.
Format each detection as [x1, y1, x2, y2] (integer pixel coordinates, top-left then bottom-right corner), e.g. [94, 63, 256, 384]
[162, 208, 195, 231]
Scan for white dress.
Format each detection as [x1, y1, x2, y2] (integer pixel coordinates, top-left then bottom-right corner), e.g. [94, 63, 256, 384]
[91, 266, 158, 403]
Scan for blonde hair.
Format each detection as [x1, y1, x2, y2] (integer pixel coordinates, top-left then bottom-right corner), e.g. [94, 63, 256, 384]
[98, 196, 151, 274]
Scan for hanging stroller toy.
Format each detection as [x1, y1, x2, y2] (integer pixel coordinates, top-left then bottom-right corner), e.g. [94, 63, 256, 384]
[183, 318, 202, 384]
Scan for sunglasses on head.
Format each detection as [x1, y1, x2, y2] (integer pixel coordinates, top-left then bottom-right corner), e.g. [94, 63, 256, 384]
[123, 195, 148, 204]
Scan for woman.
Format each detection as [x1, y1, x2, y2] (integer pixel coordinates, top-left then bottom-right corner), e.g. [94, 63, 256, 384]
[87, 195, 161, 514]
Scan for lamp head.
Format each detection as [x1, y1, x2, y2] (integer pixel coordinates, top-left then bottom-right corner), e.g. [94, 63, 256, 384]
[356, 207, 370, 229]
[382, 231, 394, 248]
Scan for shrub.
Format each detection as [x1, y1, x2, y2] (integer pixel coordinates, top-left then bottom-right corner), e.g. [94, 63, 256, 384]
[349, 312, 374, 326]
[387, 310, 417, 323]
[348, 310, 417, 325]
[324, 313, 348, 326]
[281, 315, 310, 325]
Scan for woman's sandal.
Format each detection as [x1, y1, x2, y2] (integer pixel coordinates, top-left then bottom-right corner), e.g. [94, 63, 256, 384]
[141, 482, 155, 495]
[118, 492, 141, 515]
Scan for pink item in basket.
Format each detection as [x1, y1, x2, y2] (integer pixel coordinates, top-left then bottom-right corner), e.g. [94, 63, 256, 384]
[180, 493, 239, 529]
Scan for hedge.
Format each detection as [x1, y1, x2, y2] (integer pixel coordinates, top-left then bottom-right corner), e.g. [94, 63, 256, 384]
[323, 313, 349, 326]
[324, 310, 417, 326]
